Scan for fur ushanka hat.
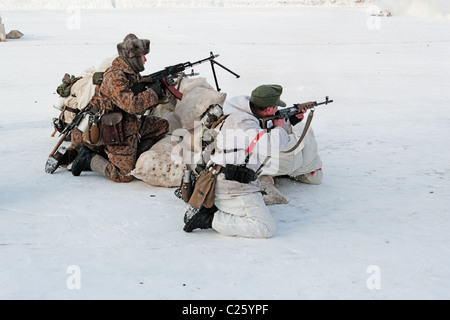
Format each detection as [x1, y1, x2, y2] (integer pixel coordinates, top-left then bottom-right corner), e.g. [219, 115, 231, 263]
[117, 33, 150, 58]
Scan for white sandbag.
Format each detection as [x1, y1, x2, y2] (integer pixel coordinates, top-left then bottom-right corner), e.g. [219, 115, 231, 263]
[134, 77, 226, 187]
[151, 100, 176, 116]
[178, 77, 215, 94]
[132, 136, 186, 187]
[175, 77, 226, 131]
[163, 112, 182, 134]
[171, 124, 204, 170]
[149, 100, 182, 134]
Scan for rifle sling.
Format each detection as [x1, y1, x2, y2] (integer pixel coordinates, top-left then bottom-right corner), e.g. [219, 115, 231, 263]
[64, 106, 79, 114]
[282, 109, 314, 154]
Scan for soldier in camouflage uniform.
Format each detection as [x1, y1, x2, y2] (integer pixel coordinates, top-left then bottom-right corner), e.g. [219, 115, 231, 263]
[71, 33, 169, 183]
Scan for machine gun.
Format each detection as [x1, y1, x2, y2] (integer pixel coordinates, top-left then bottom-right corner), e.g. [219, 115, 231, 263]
[140, 52, 240, 100]
[259, 96, 333, 129]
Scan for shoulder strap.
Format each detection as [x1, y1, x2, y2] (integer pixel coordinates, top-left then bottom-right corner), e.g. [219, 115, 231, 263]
[282, 109, 314, 154]
[211, 114, 229, 130]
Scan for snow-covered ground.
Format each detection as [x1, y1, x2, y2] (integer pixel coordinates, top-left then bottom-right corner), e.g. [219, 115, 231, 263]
[0, 0, 376, 10]
[1, 2, 450, 300]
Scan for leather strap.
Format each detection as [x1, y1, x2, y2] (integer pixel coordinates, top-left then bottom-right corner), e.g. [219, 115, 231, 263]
[282, 109, 314, 154]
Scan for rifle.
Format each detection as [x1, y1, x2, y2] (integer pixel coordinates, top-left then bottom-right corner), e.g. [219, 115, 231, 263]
[45, 105, 91, 173]
[259, 96, 333, 129]
[140, 52, 240, 100]
[259, 96, 333, 154]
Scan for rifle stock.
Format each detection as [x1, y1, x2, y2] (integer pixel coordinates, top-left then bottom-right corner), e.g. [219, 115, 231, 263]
[47, 104, 91, 157]
[49, 131, 69, 157]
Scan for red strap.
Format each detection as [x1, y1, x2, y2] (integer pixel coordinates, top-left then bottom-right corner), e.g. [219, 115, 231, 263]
[247, 131, 265, 154]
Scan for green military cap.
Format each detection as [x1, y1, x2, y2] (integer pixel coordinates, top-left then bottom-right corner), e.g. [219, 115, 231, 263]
[250, 84, 286, 108]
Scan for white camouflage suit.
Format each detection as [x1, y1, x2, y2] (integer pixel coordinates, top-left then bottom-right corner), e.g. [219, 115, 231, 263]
[209, 95, 322, 238]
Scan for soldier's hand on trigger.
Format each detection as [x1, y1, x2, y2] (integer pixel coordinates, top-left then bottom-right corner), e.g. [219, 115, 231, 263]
[273, 118, 286, 128]
[147, 81, 162, 98]
[295, 107, 308, 121]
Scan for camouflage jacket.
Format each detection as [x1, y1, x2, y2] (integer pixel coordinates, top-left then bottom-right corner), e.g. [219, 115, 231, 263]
[90, 57, 159, 136]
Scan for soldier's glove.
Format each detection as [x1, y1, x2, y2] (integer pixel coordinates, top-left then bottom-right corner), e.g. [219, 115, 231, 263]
[147, 81, 162, 98]
[131, 79, 162, 98]
[289, 114, 302, 126]
[131, 81, 149, 95]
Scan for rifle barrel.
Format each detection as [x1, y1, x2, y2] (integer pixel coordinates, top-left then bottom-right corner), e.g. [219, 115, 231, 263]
[190, 54, 220, 67]
[295, 98, 333, 109]
[315, 99, 334, 106]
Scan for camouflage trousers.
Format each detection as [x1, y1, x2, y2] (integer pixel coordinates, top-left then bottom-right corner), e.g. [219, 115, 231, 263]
[104, 115, 169, 183]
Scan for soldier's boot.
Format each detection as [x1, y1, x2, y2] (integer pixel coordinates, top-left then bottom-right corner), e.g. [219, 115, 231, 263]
[64, 148, 79, 165]
[71, 146, 97, 176]
[258, 175, 288, 205]
[45, 146, 80, 174]
[292, 168, 323, 185]
[183, 205, 218, 233]
[90, 155, 111, 177]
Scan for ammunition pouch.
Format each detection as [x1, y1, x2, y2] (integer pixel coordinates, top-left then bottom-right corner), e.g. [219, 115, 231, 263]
[222, 164, 258, 184]
[56, 74, 81, 97]
[56, 82, 72, 98]
[92, 72, 104, 85]
[101, 112, 125, 145]
[188, 166, 220, 209]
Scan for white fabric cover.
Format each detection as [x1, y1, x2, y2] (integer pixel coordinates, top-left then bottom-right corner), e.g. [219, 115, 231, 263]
[63, 56, 115, 123]
[174, 77, 227, 131]
[259, 120, 323, 177]
[212, 192, 276, 239]
[149, 100, 182, 134]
